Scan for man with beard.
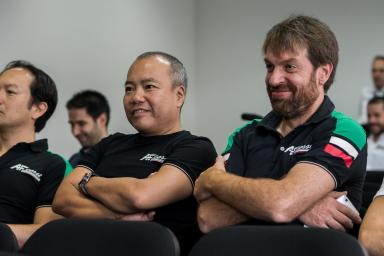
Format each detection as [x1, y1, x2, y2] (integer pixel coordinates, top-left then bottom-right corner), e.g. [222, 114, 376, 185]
[359, 56, 384, 124]
[66, 90, 110, 166]
[194, 15, 366, 233]
[366, 97, 384, 171]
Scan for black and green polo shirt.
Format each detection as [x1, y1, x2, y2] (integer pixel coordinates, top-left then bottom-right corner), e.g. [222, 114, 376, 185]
[223, 96, 367, 209]
[0, 139, 72, 224]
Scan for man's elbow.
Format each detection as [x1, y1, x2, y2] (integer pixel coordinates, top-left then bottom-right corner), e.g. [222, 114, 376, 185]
[266, 198, 298, 223]
[197, 209, 217, 234]
[359, 227, 384, 255]
[52, 195, 75, 217]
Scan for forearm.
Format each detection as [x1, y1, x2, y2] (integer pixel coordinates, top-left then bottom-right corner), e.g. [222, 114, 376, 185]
[53, 183, 122, 219]
[359, 197, 384, 256]
[7, 224, 43, 248]
[86, 177, 141, 213]
[197, 197, 249, 233]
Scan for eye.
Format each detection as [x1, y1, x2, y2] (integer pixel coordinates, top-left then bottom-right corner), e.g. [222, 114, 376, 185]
[285, 64, 297, 72]
[125, 85, 135, 94]
[144, 84, 156, 90]
[6, 90, 16, 95]
[265, 63, 274, 72]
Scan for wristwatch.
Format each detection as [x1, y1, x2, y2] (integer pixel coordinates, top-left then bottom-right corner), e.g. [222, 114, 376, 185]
[78, 171, 97, 196]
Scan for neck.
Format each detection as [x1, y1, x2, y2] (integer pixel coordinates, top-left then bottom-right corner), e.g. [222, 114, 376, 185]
[372, 133, 382, 142]
[0, 126, 36, 156]
[140, 122, 182, 137]
[277, 95, 324, 137]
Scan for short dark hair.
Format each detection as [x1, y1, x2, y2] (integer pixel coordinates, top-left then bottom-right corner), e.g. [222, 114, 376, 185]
[1, 60, 58, 132]
[373, 55, 384, 62]
[368, 96, 384, 106]
[66, 90, 110, 126]
[263, 15, 339, 92]
[135, 51, 188, 91]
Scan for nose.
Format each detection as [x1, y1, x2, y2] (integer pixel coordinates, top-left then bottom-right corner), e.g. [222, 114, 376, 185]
[267, 68, 285, 86]
[131, 87, 145, 103]
[72, 125, 81, 136]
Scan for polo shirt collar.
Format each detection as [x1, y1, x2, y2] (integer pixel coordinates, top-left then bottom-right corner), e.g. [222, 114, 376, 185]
[258, 95, 335, 130]
[23, 139, 48, 152]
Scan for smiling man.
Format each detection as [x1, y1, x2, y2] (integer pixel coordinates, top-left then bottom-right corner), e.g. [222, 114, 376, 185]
[66, 90, 110, 166]
[195, 15, 366, 234]
[0, 60, 71, 247]
[53, 52, 216, 255]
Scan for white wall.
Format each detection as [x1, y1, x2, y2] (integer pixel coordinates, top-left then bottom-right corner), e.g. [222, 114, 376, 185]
[195, 0, 384, 152]
[1, 0, 384, 157]
[0, 0, 197, 158]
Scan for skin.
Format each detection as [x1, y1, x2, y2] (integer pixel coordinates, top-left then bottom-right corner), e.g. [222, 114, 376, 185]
[372, 59, 384, 90]
[359, 196, 384, 256]
[367, 102, 384, 141]
[68, 108, 108, 148]
[0, 68, 60, 247]
[53, 56, 193, 222]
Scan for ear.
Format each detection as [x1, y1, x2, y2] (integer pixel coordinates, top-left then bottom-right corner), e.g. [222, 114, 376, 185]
[31, 102, 48, 121]
[317, 63, 333, 87]
[96, 112, 108, 126]
[175, 85, 186, 109]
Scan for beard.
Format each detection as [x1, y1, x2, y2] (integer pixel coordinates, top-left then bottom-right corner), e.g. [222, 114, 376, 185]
[267, 73, 320, 119]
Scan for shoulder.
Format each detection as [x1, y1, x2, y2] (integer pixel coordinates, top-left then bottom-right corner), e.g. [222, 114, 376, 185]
[46, 151, 73, 176]
[223, 119, 261, 154]
[331, 110, 367, 150]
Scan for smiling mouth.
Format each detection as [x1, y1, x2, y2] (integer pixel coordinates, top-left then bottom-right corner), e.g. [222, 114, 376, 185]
[131, 109, 150, 116]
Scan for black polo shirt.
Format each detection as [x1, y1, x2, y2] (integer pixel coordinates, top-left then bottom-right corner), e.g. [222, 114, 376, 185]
[78, 131, 217, 253]
[0, 139, 72, 224]
[223, 96, 367, 209]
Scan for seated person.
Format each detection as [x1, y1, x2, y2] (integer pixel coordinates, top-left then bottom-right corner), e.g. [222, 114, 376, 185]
[0, 61, 72, 247]
[66, 90, 110, 166]
[358, 56, 384, 123]
[53, 52, 217, 255]
[194, 15, 365, 234]
[366, 97, 384, 171]
[359, 178, 384, 256]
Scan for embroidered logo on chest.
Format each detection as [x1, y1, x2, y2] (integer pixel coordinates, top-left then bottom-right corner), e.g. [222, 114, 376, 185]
[10, 164, 42, 182]
[281, 145, 312, 156]
[140, 154, 166, 163]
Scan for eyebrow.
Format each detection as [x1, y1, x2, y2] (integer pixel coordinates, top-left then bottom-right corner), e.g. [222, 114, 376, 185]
[264, 58, 298, 64]
[125, 78, 159, 86]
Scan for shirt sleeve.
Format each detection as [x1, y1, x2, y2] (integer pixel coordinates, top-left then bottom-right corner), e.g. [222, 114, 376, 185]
[222, 121, 255, 176]
[163, 137, 217, 186]
[297, 117, 367, 188]
[36, 155, 68, 207]
[77, 134, 115, 172]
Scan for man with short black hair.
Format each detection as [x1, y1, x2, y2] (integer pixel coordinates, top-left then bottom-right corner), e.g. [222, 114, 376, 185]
[53, 52, 216, 255]
[66, 90, 110, 166]
[0, 60, 72, 247]
[359, 55, 384, 123]
[195, 15, 366, 234]
[366, 97, 384, 171]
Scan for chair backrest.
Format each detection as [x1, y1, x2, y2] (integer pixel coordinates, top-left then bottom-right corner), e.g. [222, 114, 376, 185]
[20, 219, 179, 256]
[362, 171, 384, 213]
[189, 225, 367, 256]
[0, 223, 19, 252]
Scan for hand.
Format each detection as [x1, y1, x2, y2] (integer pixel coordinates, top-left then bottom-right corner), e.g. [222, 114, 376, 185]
[118, 211, 156, 221]
[194, 156, 226, 202]
[299, 191, 361, 231]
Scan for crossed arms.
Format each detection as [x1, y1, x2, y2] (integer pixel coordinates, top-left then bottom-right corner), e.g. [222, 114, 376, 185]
[195, 156, 361, 233]
[53, 165, 193, 220]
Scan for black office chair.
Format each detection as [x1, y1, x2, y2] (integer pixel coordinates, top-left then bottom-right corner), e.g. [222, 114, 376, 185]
[0, 223, 19, 253]
[21, 219, 180, 256]
[189, 225, 367, 256]
[361, 171, 384, 215]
